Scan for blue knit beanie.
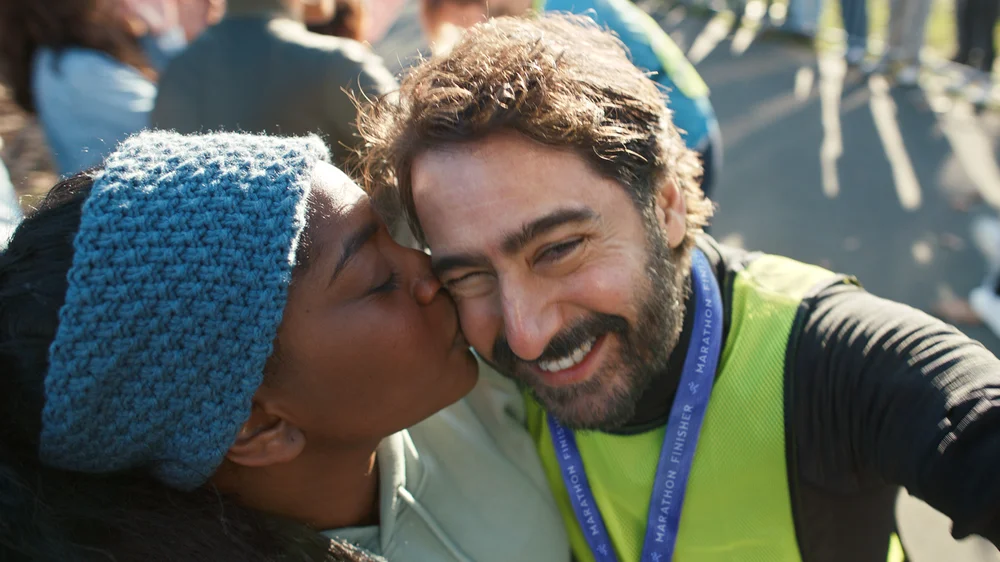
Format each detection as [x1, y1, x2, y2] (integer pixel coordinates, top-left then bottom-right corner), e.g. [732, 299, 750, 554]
[40, 131, 330, 490]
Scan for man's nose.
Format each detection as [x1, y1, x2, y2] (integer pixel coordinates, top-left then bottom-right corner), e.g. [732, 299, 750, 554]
[500, 284, 561, 362]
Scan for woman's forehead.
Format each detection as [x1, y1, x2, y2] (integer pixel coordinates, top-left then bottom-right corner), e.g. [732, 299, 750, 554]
[310, 161, 365, 212]
[303, 163, 377, 265]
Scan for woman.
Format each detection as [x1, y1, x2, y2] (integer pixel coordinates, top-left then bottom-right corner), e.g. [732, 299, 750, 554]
[0, 0, 185, 176]
[0, 131, 570, 561]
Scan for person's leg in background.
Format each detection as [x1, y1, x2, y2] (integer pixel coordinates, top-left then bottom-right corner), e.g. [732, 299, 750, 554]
[840, 0, 869, 67]
[781, 0, 822, 38]
[966, 0, 998, 74]
[966, 0, 998, 103]
[884, 0, 933, 86]
[954, 0, 974, 68]
[946, 0, 996, 103]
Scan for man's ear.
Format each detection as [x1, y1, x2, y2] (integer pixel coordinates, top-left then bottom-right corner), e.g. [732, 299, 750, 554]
[226, 400, 306, 469]
[654, 180, 687, 249]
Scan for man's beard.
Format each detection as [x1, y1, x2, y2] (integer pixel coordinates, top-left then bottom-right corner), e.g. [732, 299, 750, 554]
[490, 216, 689, 431]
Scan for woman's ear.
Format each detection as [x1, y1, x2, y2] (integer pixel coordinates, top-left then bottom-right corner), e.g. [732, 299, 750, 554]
[226, 401, 306, 468]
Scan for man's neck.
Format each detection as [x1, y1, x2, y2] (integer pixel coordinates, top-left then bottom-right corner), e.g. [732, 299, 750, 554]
[612, 276, 697, 434]
[613, 238, 729, 435]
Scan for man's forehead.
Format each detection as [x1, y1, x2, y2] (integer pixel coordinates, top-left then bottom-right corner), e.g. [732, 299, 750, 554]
[426, 194, 553, 251]
[409, 132, 618, 254]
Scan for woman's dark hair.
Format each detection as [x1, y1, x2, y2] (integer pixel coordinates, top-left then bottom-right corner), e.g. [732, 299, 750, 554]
[0, 173, 377, 562]
[0, 0, 155, 114]
[308, 0, 368, 42]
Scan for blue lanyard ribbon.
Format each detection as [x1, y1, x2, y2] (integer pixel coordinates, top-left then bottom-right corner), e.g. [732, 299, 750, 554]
[547, 248, 724, 562]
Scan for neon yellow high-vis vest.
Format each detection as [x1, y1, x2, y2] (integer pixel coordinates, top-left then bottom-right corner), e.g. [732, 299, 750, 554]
[525, 254, 906, 562]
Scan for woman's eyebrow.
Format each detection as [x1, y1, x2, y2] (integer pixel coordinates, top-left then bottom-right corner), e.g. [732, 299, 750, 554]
[327, 220, 380, 288]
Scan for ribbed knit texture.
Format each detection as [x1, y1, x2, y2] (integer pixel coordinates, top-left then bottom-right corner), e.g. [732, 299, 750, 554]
[41, 131, 329, 490]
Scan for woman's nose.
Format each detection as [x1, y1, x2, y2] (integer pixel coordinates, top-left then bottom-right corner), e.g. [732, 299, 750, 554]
[406, 248, 443, 305]
[412, 274, 443, 305]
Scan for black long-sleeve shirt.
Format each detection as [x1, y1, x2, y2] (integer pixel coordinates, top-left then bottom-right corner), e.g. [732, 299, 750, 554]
[616, 236, 1000, 561]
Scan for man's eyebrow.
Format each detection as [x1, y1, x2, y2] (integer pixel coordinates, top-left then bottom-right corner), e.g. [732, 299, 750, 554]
[430, 207, 598, 278]
[500, 207, 598, 255]
[328, 220, 380, 288]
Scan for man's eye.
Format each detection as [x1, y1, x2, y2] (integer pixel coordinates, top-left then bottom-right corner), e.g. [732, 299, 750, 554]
[444, 272, 495, 299]
[446, 272, 486, 288]
[538, 238, 584, 263]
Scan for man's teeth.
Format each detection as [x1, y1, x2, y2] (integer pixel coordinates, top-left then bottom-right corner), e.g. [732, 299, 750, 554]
[537, 337, 596, 373]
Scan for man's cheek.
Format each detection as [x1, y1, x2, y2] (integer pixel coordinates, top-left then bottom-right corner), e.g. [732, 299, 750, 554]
[563, 268, 637, 316]
[457, 302, 497, 355]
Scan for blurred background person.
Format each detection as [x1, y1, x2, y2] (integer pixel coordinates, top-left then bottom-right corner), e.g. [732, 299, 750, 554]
[121, 0, 190, 70]
[865, 0, 934, 86]
[0, 0, 185, 177]
[951, 0, 998, 105]
[938, 215, 1000, 350]
[419, 0, 722, 199]
[760, 0, 870, 67]
[150, 0, 396, 167]
[309, 0, 370, 42]
[0, 142, 20, 247]
[840, 0, 869, 67]
[780, 0, 823, 38]
[177, 0, 227, 41]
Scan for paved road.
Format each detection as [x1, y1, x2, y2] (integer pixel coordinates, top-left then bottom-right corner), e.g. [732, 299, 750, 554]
[373, 4, 1000, 558]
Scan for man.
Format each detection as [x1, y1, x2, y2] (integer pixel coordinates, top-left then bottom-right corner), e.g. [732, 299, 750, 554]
[418, 0, 722, 199]
[151, 0, 396, 166]
[358, 14, 1000, 562]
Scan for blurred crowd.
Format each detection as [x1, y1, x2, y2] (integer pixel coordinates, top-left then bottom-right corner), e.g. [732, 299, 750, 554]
[0, 0, 995, 190]
[683, 0, 997, 101]
[3, 0, 994, 333]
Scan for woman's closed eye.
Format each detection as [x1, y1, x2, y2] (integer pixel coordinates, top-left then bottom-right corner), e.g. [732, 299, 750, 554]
[369, 271, 399, 296]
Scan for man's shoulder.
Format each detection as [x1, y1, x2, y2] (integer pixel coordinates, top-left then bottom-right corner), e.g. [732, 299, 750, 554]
[270, 28, 397, 95]
[702, 235, 858, 300]
[269, 23, 384, 67]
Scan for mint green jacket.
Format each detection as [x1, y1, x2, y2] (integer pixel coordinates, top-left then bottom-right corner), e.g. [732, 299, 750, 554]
[324, 363, 571, 562]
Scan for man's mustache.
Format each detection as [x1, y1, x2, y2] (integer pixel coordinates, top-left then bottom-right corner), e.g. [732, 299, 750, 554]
[491, 312, 630, 372]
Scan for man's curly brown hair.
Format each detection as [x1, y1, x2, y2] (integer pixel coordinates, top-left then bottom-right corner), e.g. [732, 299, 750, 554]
[356, 14, 713, 250]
